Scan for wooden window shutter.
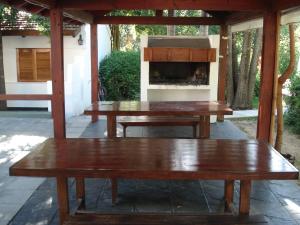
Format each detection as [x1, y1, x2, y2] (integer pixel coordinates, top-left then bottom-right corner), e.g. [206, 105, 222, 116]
[36, 49, 51, 81]
[18, 49, 35, 81]
[18, 49, 51, 82]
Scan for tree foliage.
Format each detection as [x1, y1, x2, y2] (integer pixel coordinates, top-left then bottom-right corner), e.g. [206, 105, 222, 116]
[99, 51, 140, 100]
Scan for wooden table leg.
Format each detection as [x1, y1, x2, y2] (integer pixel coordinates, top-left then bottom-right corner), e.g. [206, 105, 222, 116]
[224, 180, 234, 212]
[199, 115, 210, 138]
[111, 178, 118, 205]
[56, 177, 69, 225]
[76, 178, 85, 209]
[107, 115, 117, 138]
[239, 180, 251, 215]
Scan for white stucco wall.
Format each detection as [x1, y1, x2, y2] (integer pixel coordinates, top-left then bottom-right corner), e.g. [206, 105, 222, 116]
[2, 24, 111, 118]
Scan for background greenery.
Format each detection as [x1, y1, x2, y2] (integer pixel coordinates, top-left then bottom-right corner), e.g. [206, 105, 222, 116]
[99, 51, 140, 100]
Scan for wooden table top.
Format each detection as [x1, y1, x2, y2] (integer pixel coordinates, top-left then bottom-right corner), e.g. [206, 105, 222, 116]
[84, 101, 233, 116]
[10, 138, 298, 180]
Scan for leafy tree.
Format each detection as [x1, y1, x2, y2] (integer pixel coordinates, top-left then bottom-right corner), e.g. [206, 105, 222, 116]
[100, 51, 140, 100]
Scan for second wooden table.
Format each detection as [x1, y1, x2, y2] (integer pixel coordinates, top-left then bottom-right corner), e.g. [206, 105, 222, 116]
[84, 101, 233, 138]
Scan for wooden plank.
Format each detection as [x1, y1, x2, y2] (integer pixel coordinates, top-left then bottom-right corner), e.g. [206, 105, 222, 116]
[50, 7, 66, 139]
[91, 23, 99, 123]
[274, 0, 300, 11]
[95, 16, 223, 25]
[239, 180, 251, 215]
[10, 139, 299, 180]
[56, 177, 69, 225]
[64, 214, 268, 225]
[257, 11, 280, 143]
[61, 0, 268, 11]
[217, 25, 228, 122]
[0, 94, 52, 100]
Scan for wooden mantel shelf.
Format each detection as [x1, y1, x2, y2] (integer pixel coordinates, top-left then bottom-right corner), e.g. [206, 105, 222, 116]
[144, 47, 216, 62]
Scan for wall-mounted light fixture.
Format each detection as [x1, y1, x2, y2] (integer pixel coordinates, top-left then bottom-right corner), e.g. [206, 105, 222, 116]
[78, 34, 83, 45]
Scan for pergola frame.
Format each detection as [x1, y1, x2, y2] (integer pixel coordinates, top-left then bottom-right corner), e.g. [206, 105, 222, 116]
[1, 0, 300, 144]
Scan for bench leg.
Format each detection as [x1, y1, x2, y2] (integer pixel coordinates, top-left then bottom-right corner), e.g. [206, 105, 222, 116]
[239, 180, 251, 215]
[123, 125, 127, 138]
[107, 115, 117, 138]
[76, 178, 85, 210]
[224, 180, 234, 212]
[56, 177, 69, 225]
[199, 115, 210, 138]
[192, 124, 197, 138]
[111, 178, 118, 205]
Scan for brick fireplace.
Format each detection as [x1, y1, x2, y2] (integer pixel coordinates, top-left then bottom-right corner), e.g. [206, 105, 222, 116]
[140, 35, 220, 122]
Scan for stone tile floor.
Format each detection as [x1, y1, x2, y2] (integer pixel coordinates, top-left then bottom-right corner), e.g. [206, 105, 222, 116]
[0, 111, 90, 225]
[0, 112, 300, 225]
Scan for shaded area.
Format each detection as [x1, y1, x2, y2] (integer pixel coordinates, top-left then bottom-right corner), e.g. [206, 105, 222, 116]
[7, 119, 300, 225]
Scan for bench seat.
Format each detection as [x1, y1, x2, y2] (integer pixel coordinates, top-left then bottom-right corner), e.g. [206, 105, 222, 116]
[118, 116, 199, 137]
[63, 214, 268, 225]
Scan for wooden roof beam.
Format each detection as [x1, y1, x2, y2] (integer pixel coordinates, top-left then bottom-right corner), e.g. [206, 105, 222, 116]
[274, 0, 300, 11]
[60, 0, 268, 11]
[95, 16, 223, 25]
[226, 12, 263, 25]
[24, 0, 94, 23]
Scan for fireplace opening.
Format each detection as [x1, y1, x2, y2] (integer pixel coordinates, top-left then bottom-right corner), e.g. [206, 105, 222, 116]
[149, 62, 209, 85]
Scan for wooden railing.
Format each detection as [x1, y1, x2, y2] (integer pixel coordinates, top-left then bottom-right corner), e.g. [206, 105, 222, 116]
[0, 94, 52, 101]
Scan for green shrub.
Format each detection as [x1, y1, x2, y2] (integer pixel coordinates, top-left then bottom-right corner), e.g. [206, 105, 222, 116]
[99, 51, 140, 100]
[284, 75, 300, 134]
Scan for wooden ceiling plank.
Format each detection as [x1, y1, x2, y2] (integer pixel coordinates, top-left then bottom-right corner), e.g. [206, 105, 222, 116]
[274, 0, 300, 11]
[226, 12, 263, 25]
[94, 16, 223, 25]
[61, 0, 268, 11]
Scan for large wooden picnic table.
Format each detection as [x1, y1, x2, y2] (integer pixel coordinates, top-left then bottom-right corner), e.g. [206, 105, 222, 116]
[84, 101, 233, 138]
[10, 138, 299, 225]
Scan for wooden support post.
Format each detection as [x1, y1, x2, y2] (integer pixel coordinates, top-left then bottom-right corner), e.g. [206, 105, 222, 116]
[257, 11, 280, 143]
[50, 7, 66, 139]
[224, 180, 234, 212]
[56, 177, 69, 225]
[217, 25, 228, 122]
[239, 180, 251, 215]
[91, 23, 99, 123]
[75, 178, 85, 209]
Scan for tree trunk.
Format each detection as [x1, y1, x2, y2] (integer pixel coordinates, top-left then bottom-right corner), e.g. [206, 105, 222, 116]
[167, 10, 176, 36]
[275, 24, 296, 152]
[226, 26, 234, 106]
[232, 33, 240, 94]
[199, 11, 209, 36]
[233, 31, 252, 109]
[110, 25, 120, 51]
[0, 32, 7, 110]
[247, 28, 263, 108]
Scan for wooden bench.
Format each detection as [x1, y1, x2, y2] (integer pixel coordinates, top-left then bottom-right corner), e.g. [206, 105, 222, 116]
[119, 116, 199, 137]
[10, 138, 298, 225]
[63, 214, 268, 225]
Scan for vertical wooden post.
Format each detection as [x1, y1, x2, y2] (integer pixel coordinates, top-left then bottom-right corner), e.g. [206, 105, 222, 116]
[76, 177, 85, 209]
[91, 23, 99, 123]
[257, 11, 280, 143]
[217, 25, 228, 122]
[50, 7, 66, 139]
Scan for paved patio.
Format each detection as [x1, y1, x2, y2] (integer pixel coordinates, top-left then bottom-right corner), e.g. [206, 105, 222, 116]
[1, 112, 300, 225]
